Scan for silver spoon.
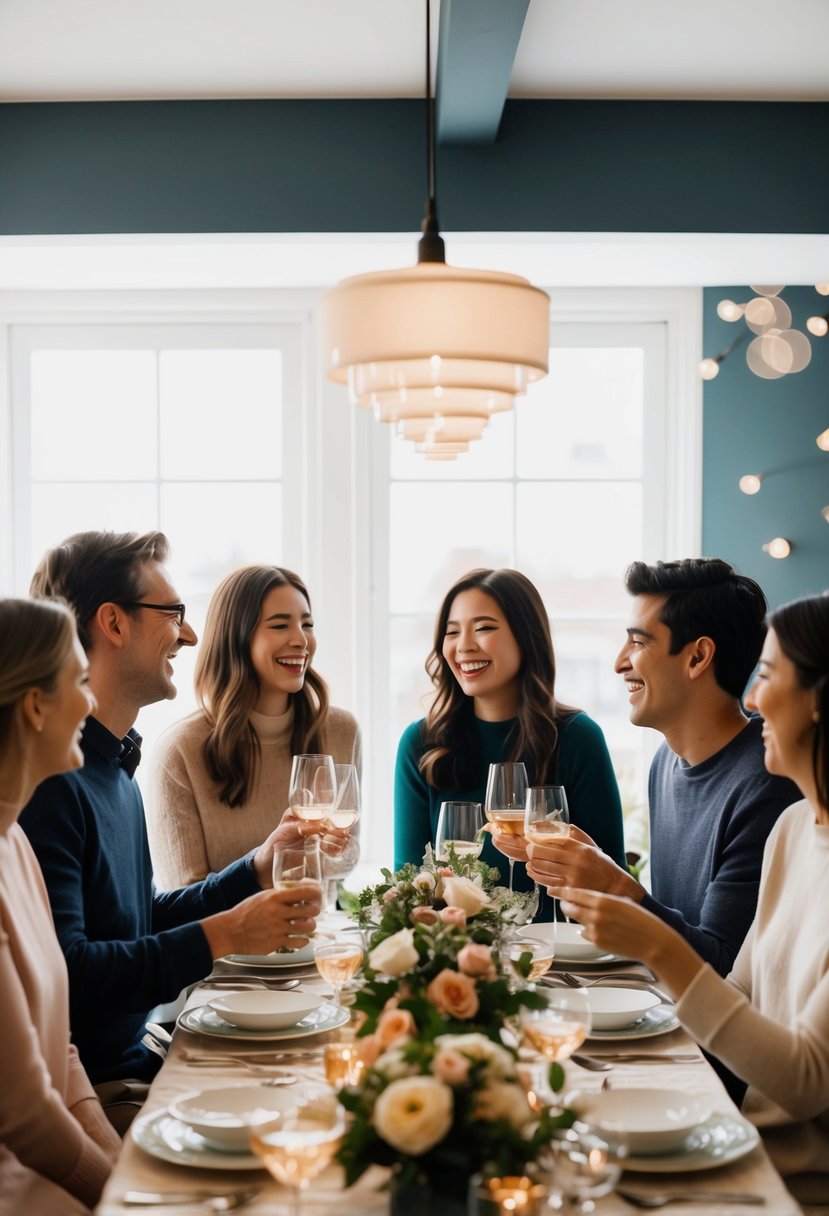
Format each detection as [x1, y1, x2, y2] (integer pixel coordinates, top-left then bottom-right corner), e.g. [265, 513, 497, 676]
[200, 977, 301, 990]
[570, 1052, 613, 1072]
[123, 1189, 259, 1210]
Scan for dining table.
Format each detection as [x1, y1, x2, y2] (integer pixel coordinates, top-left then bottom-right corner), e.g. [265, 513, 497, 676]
[95, 933, 804, 1216]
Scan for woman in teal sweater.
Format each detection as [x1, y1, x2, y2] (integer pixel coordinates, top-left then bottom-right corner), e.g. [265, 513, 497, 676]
[393, 569, 625, 894]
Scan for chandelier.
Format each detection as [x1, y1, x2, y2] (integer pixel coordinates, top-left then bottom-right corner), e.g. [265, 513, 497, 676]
[320, 1, 550, 460]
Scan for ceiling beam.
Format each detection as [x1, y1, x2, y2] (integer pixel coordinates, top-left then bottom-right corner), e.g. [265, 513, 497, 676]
[436, 0, 531, 145]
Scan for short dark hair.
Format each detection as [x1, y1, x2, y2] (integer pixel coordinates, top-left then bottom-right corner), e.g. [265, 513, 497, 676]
[30, 530, 169, 652]
[769, 592, 829, 810]
[624, 558, 767, 698]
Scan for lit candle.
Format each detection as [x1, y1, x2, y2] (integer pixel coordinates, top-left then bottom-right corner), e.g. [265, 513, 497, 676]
[484, 1175, 546, 1216]
[323, 1040, 365, 1088]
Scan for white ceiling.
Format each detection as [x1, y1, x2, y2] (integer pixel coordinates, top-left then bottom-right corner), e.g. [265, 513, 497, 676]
[2, 0, 829, 103]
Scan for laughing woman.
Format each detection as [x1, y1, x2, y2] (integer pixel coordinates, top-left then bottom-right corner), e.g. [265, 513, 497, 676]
[0, 600, 120, 1214]
[393, 568, 625, 888]
[561, 592, 829, 1205]
[147, 566, 360, 889]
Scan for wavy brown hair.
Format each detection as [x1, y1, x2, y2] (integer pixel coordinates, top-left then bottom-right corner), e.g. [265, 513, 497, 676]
[195, 566, 330, 808]
[0, 598, 76, 759]
[769, 592, 829, 812]
[420, 568, 578, 789]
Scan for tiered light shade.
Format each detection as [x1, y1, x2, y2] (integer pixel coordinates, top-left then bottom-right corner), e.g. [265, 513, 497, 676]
[322, 261, 550, 458]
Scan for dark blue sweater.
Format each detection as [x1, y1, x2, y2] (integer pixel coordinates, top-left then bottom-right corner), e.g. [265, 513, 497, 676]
[19, 717, 259, 1083]
[643, 716, 800, 976]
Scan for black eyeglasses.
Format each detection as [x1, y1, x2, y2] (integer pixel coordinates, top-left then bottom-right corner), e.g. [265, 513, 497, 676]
[119, 601, 187, 627]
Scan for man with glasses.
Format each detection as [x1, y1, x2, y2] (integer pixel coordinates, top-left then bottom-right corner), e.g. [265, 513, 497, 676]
[20, 530, 321, 1116]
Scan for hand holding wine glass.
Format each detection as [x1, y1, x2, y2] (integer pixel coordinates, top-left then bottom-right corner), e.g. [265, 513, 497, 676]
[288, 753, 337, 823]
[484, 762, 528, 891]
[435, 800, 485, 862]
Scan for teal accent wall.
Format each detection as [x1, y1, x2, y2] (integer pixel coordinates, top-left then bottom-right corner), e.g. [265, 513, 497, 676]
[1, 100, 828, 234]
[702, 287, 829, 609]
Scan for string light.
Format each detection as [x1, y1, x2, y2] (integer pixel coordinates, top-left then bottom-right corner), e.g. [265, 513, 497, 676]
[763, 538, 792, 559]
[738, 474, 763, 495]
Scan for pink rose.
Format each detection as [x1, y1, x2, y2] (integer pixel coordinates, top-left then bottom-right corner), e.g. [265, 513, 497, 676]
[356, 1033, 382, 1068]
[382, 887, 399, 904]
[376, 1008, 417, 1049]
[426, 969, 480, 1020]
[437, 867, 454, 877]
[439, 905, 467, 927]
[410, 906, 440, 926]
[432, 1045, 471, 1085]
[457, 942, 495, 979]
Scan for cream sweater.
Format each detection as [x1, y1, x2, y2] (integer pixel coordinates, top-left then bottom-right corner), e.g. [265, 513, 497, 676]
[0, 799, 113, 1214]
[146, 705, 361, 888]
[677, 799, 829, 1204]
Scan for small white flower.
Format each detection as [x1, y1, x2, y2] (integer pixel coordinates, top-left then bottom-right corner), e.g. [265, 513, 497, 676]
[369, 927, 419, 976]
[413, 870, 437, 893]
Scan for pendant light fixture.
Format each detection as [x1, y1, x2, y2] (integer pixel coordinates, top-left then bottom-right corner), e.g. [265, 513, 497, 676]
[321, 0, 550, 460]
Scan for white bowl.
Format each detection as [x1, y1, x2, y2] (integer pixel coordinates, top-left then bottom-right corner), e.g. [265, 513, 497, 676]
[208, 989, 323, 1031]
[518, 922, 606, 960]
[573, 1087, 711, 1155]
[170, 1084, 293, 1151]
[585, 986, 662, 1030]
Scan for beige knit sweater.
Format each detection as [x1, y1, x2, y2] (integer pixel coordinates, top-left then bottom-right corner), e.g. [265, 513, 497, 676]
[677, 799, 829, 1204]
[146, 705, 361, 888]
[0, 799, 113, 1214]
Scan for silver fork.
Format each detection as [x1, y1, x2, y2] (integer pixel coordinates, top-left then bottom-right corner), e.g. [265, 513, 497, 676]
[616, 1186, 764, 1208]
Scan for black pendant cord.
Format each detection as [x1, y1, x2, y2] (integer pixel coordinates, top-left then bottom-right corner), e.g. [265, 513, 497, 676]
[418, 0, 446, 264]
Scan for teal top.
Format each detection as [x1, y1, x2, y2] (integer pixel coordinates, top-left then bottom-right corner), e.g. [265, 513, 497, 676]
[393, 712, 626, 892]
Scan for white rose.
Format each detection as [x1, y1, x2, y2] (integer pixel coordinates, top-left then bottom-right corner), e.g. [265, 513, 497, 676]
[413, 870, 436, 892]
[440, 874, 490, 916]
[474, 1080, 534, 1129]
[434, 1032, 514, 1079]
[369, 928, 419, 976]
[375, 1044, 416, 1080]
[373, 1076, 453, 1155]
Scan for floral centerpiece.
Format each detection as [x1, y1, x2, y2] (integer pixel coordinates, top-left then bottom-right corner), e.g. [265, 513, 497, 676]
[337, 849, 573, 1208]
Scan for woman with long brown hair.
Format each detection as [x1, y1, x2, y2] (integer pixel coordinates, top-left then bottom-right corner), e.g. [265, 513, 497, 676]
[148, 565, 360, 888]
[393, 568, 625, 889]
[0, 599, 120, 1213]
[560, 592, 829, 1203]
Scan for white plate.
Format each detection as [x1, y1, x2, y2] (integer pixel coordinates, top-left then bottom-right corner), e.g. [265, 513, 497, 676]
[221, 952, 318, 970]
[585, 986, 663, 1031]
[622, 1111, 760, 1173]
[131, 1108, 264, 1170]
[587, 1004, 680, 1041]
[207, 990, 323, 1030]
[573, 1086, 711, 1154]
[520, 923, 608, 962]
[177, 1001, 350, 1042]
[170, 1084, 295, 1151]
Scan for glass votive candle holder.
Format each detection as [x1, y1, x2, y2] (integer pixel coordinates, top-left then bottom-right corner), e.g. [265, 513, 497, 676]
[323, 1039, 366, 1089]
[469, 1172, 547, 1216]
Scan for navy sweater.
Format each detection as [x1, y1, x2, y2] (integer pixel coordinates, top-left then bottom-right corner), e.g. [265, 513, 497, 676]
[643, 716, 800, 976]
[19, 717, 258, 1083]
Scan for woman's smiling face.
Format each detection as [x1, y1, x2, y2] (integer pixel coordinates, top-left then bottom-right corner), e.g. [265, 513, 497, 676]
[442, 588, 523, 713]
[250, 583, 317, 715]
[745, 627, 816, 782]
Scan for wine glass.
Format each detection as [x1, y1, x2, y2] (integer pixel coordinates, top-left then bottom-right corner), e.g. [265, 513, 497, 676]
[524, 785, 570, 927]
[518, 985, 591, 1109]
[320, 763, 362, 913]
[484, 762, 528, 891]
[273, 835, 323, 891]
[547, 1127, 625, 1213]
[249, 1091, 345, 1216]
[435, 800, 485, 863]
[288, 754, 336, 823]
[314, 939, 364, 1006]
[507, 937, 556, 986]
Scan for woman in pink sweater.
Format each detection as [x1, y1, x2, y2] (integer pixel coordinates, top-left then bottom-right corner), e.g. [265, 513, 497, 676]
[0, 598, 120, 1214]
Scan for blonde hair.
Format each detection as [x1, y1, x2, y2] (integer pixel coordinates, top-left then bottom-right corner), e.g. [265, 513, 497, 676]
[0, 599, 76, 750]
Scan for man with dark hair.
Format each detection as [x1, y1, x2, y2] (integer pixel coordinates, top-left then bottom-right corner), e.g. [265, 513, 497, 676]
[526, 557, 799, 977]
[20, 530, 321, 1096]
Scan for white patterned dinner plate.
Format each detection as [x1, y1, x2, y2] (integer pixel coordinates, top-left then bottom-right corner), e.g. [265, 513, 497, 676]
[177, 1001, 350, 1042]
[131, 1108, 264, 1170]
[622, 1111, 760, 1173]
[587, 1004, 680, 1041]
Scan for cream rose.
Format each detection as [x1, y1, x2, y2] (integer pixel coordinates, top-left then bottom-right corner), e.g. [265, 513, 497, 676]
[369, 928, 419, 976]
[373, 1076, 453, 1155]
[434, 1032, 514, 1079]
[376, 1007, 417, 1049]
[457, 942, 495, 978]
[413, 870, 437, 892]
[426, 968, 480, 1020]
[440, 874, 490, 916]
[474, 1080, 534, 1129]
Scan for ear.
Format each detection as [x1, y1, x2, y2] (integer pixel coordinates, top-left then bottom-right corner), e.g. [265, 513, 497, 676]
[19, 687, 45, 733]
[687, 636, 716, 681]
[93, 602, 130, 650]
